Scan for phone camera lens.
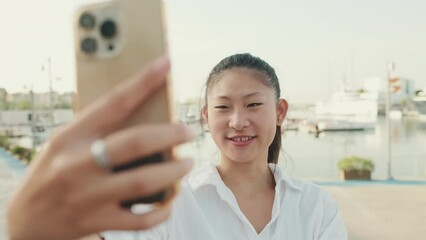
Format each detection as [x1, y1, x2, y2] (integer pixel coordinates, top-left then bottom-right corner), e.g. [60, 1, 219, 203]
[81, 38, 97, 54]
[100, 20, 117, 38]
[80, 12, 96, 29]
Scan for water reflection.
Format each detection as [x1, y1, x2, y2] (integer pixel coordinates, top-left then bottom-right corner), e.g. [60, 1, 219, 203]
[179, 116, 426, 181]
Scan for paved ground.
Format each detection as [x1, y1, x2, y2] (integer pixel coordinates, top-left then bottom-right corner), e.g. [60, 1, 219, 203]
[1, 150, 426, 240]
[324, 184, 426, 240]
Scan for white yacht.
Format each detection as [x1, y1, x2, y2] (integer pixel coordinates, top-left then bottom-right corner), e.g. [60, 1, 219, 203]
[314, 90, 378, 131]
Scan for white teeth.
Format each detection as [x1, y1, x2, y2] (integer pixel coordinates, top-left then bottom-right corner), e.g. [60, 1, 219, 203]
[232, 137, 252, 142]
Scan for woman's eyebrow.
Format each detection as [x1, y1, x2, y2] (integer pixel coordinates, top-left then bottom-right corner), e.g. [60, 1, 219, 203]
[244, 92, 263, 98]
[214, 92, 263, 100]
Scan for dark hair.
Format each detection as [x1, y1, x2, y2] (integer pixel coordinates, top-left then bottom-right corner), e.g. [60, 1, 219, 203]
[203, 53, 282, 164]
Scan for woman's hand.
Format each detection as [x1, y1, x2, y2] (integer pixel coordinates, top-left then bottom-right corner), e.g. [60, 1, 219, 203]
[6, 57, 194, 240]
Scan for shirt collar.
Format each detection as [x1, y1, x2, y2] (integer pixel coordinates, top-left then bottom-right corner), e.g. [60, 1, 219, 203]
[269, 163, 304, 193]
[186, 162, 223, 191]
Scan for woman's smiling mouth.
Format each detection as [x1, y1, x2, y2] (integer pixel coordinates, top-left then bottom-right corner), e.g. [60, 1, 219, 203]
[227, 135, 256, 146]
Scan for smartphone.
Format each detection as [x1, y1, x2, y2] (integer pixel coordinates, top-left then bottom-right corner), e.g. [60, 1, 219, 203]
[73, 0, 175, 208]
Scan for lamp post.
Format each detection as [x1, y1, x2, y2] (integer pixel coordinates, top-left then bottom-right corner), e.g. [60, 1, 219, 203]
[386, 62, 395, 180]
[48, 57, 54, 129]
[29, 87, 36, 151]
[23, 84, 36, 151]
[41, 57, 55, 131]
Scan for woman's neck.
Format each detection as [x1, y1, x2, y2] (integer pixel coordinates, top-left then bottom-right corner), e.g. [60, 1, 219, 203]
[216, 159, 275, 193]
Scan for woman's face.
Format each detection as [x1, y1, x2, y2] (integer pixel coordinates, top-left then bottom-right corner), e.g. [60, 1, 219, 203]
[203, 68, 287, 165]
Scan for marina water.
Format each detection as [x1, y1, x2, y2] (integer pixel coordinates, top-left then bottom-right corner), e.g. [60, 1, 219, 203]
[180, 116, 426, 181]
[2, 110, 425, 181]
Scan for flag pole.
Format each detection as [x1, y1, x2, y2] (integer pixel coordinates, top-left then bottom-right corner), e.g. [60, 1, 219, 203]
[386, 62, 395, 180]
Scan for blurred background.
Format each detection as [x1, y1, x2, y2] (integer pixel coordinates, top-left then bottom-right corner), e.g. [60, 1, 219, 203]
[1, 0, 425, 239]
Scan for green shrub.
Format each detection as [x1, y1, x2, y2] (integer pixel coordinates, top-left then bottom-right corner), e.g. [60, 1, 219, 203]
[0, 135, 10, 149]
[12, 145, 34, 160]
[24, 149, 36, 161]
[12, 146, 26, 156]
[337, 156, 375, 172]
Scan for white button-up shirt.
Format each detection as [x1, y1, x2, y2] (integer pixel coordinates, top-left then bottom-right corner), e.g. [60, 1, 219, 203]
[104, 163, 347, 240]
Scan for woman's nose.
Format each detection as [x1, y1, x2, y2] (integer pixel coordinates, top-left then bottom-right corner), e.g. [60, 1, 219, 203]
[229, 110, 249, 130]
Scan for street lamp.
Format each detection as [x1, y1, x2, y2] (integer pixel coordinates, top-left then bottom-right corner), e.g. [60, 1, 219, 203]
[23, 84, 36, 151]
[41, 56, 55, 130]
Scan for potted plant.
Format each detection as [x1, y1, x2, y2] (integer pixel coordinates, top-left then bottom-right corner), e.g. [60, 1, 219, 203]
[337, 156, 374, 180]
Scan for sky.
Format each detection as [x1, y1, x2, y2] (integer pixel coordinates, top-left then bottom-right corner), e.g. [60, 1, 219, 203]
[0, 0, 425, 104]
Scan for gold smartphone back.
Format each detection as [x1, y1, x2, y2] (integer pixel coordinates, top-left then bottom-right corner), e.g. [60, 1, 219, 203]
[73, 0, 175, 207]
[74, 0, 171, 124]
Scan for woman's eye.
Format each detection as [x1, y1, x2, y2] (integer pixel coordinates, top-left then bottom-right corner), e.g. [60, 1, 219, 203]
[214, 105, 229, 110]
[247, 103, 262, 108]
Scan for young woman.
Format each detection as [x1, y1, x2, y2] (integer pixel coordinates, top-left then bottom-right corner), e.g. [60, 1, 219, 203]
[103, 53, 347, 239]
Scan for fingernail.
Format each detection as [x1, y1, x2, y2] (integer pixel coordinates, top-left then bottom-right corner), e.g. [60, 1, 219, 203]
[153, 56, 170, 72]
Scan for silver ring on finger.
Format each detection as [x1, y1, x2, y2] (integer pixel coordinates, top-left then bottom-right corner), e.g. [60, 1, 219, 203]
[90, 139, 111, 170]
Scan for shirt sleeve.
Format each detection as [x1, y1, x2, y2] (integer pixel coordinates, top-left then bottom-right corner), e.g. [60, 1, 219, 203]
[318, 191, 348, 240]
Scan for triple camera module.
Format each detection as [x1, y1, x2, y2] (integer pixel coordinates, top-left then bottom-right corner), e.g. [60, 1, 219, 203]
[79, 12, 119, 55]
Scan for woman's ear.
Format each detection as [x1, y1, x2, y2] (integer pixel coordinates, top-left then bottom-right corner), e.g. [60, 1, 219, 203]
[201, 105, 208, 124]
[276, 99, 288, 126]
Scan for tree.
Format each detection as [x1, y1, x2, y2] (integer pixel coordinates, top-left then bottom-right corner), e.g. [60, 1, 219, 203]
[16, 100, 31, 110]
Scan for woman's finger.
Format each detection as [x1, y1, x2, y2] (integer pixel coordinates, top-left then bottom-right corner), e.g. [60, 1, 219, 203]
[63, 123, 194, 173]
[68, 56, 171, 139]
[68, 204, 172, 237]
[93, 158, 193, 203]
[103, 124, 194, 168]
[98, 204, 173, 231]
[62, 155, 192, 210]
